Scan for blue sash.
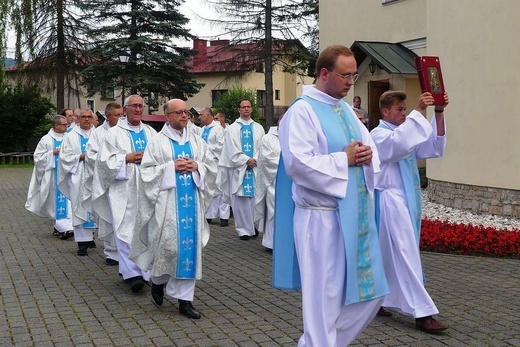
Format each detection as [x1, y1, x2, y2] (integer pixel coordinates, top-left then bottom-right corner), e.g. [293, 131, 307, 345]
[201, 126, 212, 142]
[376, 122, 422, 245]
[53, 139, 68, 220]
[273, 96, 389, 305]
[79, 134, 96, 228]
[171, 140, 198, 279]
[240, 123, 255, 197]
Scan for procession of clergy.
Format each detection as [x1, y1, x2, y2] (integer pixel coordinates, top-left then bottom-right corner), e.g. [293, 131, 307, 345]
[25, 44, 450, 346]
[25, 95, 279, 320]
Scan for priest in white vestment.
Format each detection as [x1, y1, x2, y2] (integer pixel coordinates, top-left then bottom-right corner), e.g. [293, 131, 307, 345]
[58, 108, 97, 256]
[92, 95, 156, 293]
[198, 107, 229, 226]
[371, 90, 449, 333]
[274, 45, 389, 347]
[26, 115, 73, 236]
[254, 123, 280, 250]
[81, 103, 123, 265]
[217, 99, 265, 240]
[130, 99, 217, 319]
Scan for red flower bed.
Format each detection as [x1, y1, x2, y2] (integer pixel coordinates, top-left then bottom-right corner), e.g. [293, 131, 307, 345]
[420, 219, 520, 258]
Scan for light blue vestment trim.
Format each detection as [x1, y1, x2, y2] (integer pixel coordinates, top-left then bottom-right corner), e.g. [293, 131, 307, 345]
[53, 139, 68, 220]
[376, 122, 422, 245]
[79, 135, 96, 228]
[240, 123, 255, 197]
[171, 140, 198, 279]
[273, 96, 389, 305]
[201, 126, 212, 142]
[130, 129, 148, 167]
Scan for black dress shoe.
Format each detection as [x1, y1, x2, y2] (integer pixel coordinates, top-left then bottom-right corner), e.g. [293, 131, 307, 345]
[77, 243, 88, 256]
[240, 235, 250, 241]
[254, 228, 259, 237]
[178, 300, 201, 319]
[151, 283, 165, 306]
[219, 219, 228, 227]
[206, 218, 212, 224]
[60, 230, 74, 240]
[129, 276, 145, 293]
[53, 228, 61, 236]
[86, 240, 97, 248]
[377, 307, 393, 317]
[105, 258, 119, 266]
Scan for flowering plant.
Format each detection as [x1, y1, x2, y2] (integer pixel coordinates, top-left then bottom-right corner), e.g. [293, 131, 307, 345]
[420, 219, 520, 258]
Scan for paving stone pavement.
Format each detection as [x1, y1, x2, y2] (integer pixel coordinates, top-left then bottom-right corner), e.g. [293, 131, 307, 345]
[0, 167, 519, 347]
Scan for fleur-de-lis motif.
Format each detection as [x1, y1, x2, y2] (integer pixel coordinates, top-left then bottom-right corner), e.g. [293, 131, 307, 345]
[82, 142, 87, 151]
[57, 206, 66, 214]
[178, 173, 191, 186]
[135, 138, 145, 150]
[243, 143, 252, 152]
[177, 150, 190, 159]
[180, 194, 193, 208]
[57, 194, 65, 202]
[245, 170, 252, 179]
[242, 129, 251, 138]
[182, 257, 194, 272]
[181, 236, 193, 251]
[181, 215, 193, 229]
[244, 184, 252, 193]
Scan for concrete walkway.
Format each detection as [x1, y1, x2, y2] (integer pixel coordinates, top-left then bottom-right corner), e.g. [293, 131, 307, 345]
[0, 167, 518, 346]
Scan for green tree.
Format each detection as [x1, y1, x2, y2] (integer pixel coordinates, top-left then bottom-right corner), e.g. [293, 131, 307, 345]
[77, 0, 203, 106]
[214, 87, 261, 125]
[0, 82, 54, 152]
[11, 0, 85, 111]
[201, 0, 316, 128]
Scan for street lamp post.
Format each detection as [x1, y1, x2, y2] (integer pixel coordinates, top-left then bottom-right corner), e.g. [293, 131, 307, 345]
[118, 53, 130, 105]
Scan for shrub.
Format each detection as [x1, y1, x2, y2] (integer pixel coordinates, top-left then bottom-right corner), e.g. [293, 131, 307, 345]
[213, 87, 262, 125]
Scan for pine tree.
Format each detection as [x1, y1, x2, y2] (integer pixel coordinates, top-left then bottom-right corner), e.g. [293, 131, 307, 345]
[10, 0, 85, 111]
[200, 0, 317, 128]
[77, 0, 203, 108]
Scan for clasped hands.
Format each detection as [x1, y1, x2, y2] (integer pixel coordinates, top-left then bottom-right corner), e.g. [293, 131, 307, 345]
[174, 157, 198, 174]
[126, 151, 144, 164]
[344, 140, 373, 166]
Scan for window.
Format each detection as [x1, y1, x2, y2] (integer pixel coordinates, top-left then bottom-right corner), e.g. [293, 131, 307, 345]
[100, 88, 115, 100]
[211, 89, 228, 105]
[275, 90, 280, 100]
[256, 63, 264, 73]
[256, 90, 266, 107]
[86, 100, 95, 111]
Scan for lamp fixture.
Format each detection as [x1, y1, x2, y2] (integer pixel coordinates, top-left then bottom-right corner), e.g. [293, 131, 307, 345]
[368, 60, 377, 75]
[118, 53, 130, 65]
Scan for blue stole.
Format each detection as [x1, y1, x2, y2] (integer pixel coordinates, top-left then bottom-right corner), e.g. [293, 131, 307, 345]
[130, 129, 148, 166]
[273, 96, 389, 305]
[171, 140, 198, 279]
[376, 122, 422, 245]
[240, 123, 255, 197]
[79, 134, 96, 228]
[53, 139, 68, 220]
[201, 126, 212, 142]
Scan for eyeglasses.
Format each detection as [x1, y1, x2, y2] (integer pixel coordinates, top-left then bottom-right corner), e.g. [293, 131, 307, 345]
[166, 109, 189, 116]
[80, 116, 93, 119]
[126, 104, 144, 109]
[331, 71, 359, 82]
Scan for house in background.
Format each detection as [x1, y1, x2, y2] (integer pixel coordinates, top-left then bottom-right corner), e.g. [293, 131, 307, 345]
[4, 38, 313, 122]
[320, 0, 520, 217]
[186, 38, 314, 118]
